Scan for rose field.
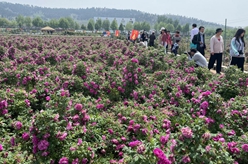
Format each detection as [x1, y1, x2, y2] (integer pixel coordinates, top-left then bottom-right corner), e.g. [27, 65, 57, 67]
[0, 36, 248, 164]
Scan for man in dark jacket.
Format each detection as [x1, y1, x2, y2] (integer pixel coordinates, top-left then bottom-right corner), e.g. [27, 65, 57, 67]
[149, 32, 156, 47]
[192, 26, 206, 56]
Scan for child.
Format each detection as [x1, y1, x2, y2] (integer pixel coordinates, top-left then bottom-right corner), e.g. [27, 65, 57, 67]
[172, 40, 180, 56]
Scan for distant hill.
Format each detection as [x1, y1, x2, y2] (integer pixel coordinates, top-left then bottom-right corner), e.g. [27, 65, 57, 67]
[0, 1, 224, 28]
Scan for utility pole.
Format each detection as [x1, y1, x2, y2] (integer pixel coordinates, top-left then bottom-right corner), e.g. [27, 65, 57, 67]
[224, 19, 227, 66]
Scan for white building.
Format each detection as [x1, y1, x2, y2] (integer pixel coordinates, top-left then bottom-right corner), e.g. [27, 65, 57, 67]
[94, 17, 135, 26]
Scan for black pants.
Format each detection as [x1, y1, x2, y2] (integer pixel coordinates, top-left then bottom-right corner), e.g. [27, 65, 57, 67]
[230, 57, 245, 72]
[197, 46, 205, 56]
[150, 41, 154, 47]
[208, 53, 222, 74]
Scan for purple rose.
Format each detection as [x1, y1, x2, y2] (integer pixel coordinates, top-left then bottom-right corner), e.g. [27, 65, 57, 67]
[59, 157, 69, 164]
[14, 121, 22, 130]
[22, 132, 30, 141]
[46, 96, 51, 101]
[160, 135, 170, 145]
[74, 103, 83, 111]
[182, 156, 191, 163]
[38, 140, 49, 151]
[181, 127, 193, 139]
[128, 141, 142, 148]
[200, 101, 209, 110]
[242, 144, 248, 152]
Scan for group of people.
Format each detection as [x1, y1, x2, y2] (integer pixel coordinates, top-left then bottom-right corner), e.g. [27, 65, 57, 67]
[126, 24, 246, 73]
[190, 24, 246, 73]
[158, 28, 182, 55]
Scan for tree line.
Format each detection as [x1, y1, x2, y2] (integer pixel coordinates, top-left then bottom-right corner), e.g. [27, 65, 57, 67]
[0, 15, 81, 29]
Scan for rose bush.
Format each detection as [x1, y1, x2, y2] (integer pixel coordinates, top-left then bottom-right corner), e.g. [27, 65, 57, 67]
[0, 36, 248, 163]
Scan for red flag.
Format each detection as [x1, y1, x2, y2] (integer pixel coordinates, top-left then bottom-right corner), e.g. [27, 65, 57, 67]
[115, 30, 120, 37]
[130, 30, 139, 40]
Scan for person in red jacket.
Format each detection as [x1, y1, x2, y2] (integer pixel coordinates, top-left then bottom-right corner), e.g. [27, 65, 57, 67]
[166, 31, 172, 52]
[161, 29, 168, 53]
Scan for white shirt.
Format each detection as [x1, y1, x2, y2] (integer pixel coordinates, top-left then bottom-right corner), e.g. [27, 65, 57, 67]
[190, 28, 199, 41]
[188, 52, 208, 68]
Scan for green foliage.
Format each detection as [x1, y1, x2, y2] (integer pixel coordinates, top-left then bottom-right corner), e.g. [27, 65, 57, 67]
[102, 19, 110, 31]
[95, 18, 102, 31]
[32, 17, 43, 27]
[87, 19, 95, 31]
[15, 15, 25, 28]
[133, 22, 142, 30]
[110, 20, 118, 31]
[0, 17, 9, 27]
[125, 22, 133, 31]
[81, 24, 86, 30]
[165, 23, 175, 32]
[49, 19, 59, 28]
[24, 16, 32, 27]
[59, 18, 69, 29]
[119, 23, 124, 32]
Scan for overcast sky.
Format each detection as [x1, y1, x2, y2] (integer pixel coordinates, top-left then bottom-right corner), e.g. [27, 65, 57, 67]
[3, 0, 248, 27]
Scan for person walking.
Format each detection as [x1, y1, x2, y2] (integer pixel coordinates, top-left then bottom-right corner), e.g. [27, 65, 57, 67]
[192, 26, 206, 56]
[187, 49, 208, 68]
[208, 28, 224, 74]
[166, 31, 172, 52]
[171, 31, 181, 51]
[230, 29, 246, 72]
[149, 32, 156, 47]
[190, 24, 199, 49]
[161, 29, 168, 53]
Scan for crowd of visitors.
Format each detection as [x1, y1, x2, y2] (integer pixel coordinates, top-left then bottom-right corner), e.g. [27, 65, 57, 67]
[126, 24, 246, 73]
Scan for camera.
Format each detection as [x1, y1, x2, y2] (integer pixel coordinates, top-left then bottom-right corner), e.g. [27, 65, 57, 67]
[238, 50, 243, 55]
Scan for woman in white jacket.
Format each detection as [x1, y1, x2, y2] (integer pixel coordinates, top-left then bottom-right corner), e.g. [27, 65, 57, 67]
[230, 29, 246, 72]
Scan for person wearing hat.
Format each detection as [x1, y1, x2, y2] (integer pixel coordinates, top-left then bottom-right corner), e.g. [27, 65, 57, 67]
[187, 49, 208, 68]
[208, 28, 224, 74]
[230, 29, 246, 72]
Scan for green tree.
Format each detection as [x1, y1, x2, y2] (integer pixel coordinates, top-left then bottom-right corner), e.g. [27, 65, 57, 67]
[87, 19, 95, 31]
[157, 22, 166, 31]
[176, 25, 182, 31]
[141, 22, 151, 31]
[119, 23, 124, 32]
[95, 19, 102, 31]
[167, 18, 173, 24]
[102, 19, 110, 31]
[157, 16, 167, 23]
[182, 23, 190, 34]
[110, 19, 118, 31]
[32, 17, 43, 27]
[59, 18, 69, 29]
[165, 24, 175, 32]
[173, 20, 179, 29]
[125, 22, 133, 31]
[0, 18, 9, 27]
[65, 17, 75, 29]
[74, 22, 80, 30]
[49, 19, 59, 28]
[43, 21, 49, 27]
[81, 24, 86, 30]
[9, 20, 18, 28]
[133, 22, 142, 30]
[16, 15, 25, 28]
[24, 17, 32, 27]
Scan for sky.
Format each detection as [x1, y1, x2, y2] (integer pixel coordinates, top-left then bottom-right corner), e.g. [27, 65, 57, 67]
[2, 0, 248, 27]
